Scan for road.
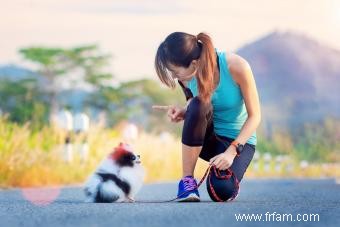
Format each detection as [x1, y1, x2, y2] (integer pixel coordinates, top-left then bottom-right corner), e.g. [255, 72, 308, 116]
[0, 179, 339, 227]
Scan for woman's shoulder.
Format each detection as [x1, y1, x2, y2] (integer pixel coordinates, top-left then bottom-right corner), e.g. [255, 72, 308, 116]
[225, 52, 250, 71]
[224, 52, 252, 84]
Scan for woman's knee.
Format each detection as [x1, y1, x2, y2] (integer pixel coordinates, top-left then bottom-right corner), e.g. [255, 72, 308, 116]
[207, 173, 239, 202]
[230, 144, 256, 181]
[181, 96, 213, 147]
[186, 96, 212, 120]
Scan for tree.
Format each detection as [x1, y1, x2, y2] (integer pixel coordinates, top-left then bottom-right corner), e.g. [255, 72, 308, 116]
[66, 45, 113, 86]
[19, 45, 113, 118]
[0, 78, 49, 128]
[19, 47, 71, 115]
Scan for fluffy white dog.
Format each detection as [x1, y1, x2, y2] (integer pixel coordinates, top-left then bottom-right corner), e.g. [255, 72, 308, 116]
[84, 143, 145, 203]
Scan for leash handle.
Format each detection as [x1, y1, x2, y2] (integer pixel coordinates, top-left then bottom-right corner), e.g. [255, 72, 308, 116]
[207, 165, 240, 202]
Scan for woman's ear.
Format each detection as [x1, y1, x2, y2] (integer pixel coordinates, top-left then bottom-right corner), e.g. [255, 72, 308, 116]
[190, 60, 199, 71]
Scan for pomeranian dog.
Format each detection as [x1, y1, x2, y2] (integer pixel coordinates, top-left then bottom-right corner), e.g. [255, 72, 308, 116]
[84, 142, 145, 203]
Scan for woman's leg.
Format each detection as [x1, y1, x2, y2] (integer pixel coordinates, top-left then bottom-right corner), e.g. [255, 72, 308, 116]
[230, 143, 256, 182]
[181, 96, 213, 178]
[181, 145, 202, 178]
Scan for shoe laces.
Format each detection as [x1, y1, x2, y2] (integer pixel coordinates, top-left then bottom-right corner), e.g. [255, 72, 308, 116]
[182, 176, 197, 191]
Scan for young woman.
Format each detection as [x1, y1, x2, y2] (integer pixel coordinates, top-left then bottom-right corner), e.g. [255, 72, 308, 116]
[153, 32, 261, 202]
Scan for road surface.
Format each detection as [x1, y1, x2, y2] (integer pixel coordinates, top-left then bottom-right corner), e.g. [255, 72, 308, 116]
[0, 178, 339, 227]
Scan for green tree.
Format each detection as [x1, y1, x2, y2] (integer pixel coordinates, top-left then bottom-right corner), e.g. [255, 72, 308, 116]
[0, 78, 49, 128]
[19, 45, 113, 117]
[67, 45, 113, 86]
[19, 47, 71, 115]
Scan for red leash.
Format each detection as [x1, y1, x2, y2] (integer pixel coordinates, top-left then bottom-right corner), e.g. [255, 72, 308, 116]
[207, 165, 240, 202]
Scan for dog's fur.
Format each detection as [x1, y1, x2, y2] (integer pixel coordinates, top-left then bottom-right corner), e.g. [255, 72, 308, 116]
[84, 143, 145, 203]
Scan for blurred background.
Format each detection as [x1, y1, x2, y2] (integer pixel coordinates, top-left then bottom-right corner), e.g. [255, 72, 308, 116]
[0, 0, 339, 187]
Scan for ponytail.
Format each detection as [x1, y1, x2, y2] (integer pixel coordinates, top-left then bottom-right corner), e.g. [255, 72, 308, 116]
[196, 32, 217, 103]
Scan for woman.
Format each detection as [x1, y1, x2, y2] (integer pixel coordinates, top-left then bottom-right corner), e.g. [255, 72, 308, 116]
[153, 32, 261, 202]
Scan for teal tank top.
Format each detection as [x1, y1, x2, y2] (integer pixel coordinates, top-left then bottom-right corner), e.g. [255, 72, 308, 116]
[187, 51, 257, 145]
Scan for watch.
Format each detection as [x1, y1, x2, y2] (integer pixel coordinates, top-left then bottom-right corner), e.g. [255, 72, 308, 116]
[231, 140, 244, 156]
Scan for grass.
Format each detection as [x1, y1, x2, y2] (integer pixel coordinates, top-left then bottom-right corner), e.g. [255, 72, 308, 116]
[0, 117, 339, 188]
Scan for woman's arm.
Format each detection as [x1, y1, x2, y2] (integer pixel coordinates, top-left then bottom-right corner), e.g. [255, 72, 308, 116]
[210, 54, 261, 170]
[229, 54, 261, 145]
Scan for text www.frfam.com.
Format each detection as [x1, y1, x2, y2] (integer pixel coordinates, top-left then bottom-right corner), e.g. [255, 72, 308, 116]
[235, 212, 320, 222]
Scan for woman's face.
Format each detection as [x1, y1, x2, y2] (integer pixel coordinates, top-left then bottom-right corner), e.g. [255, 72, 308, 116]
[168, 60, 198, 81]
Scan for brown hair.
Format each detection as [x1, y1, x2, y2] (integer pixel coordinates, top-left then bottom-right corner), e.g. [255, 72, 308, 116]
[155, 32, 217, 103]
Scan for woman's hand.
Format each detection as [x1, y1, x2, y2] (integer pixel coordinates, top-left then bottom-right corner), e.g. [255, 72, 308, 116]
[209, 146, 238, 170]
[152, 105, 186, 123]
[167, 106, 186, 122]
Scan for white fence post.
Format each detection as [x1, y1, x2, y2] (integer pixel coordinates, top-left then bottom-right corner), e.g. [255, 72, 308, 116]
[263, 152, 272, 172]
[275, 155, 283, 172]
[74, 113, 90, 162]
[300, 160, 309, 171]
[283, 155, 293, 173]
[58, 110, 74, 163]
[122, 123, 139, 144]
[252, 151, 260, 172]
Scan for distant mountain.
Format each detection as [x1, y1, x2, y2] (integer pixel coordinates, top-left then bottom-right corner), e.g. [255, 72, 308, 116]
[237, 31, 340, 132]
[0, 64, 38, 81]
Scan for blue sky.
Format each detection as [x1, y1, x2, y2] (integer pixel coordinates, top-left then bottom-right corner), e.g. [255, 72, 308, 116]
[1, 0, 340, 82]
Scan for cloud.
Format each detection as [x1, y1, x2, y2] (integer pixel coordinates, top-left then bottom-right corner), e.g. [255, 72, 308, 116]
[8, 0, 190, 15]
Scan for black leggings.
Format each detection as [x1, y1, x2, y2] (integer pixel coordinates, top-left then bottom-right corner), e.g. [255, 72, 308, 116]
[182, 96, 256, 183]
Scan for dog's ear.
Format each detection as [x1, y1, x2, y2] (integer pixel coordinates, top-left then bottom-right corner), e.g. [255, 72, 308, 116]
[110, 143, 127, 160]
[110, 143, 135, 160]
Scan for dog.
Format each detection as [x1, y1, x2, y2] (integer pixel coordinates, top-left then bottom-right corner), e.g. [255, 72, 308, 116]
[84, 142, 145, 203]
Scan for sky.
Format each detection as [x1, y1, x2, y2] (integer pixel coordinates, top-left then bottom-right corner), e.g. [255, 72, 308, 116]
[1, 0, 340, 82]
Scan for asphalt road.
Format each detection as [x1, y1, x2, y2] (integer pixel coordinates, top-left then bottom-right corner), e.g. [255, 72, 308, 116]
[0, 178, 339, 227]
